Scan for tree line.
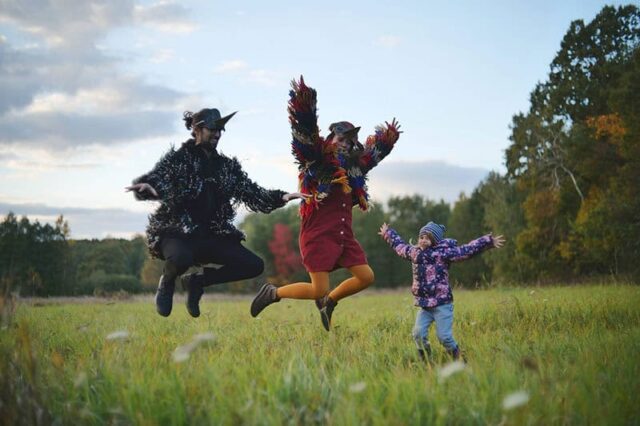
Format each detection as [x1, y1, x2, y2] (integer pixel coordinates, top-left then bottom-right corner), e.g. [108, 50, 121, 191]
[1, 5, 638, 296]
[245, 5, 640, 286]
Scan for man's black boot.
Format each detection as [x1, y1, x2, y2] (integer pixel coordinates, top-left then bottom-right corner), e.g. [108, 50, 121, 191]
[181, 273, 204, 318]
[155, 275, 176, 317]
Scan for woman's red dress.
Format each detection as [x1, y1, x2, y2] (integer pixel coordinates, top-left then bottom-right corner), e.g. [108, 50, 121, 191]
[299, 185, 367, 272]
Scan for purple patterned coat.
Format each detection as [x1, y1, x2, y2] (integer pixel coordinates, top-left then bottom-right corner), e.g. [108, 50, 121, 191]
[382, 227, 494, 308]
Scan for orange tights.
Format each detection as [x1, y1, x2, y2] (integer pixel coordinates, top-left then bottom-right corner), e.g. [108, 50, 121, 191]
[275, 264, 375, 302]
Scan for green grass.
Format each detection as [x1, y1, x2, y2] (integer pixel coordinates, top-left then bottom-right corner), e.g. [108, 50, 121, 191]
[1, 285, 639, 425]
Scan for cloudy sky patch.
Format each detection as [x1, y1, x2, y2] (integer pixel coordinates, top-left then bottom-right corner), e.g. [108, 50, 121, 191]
[0, 0, 621, 238]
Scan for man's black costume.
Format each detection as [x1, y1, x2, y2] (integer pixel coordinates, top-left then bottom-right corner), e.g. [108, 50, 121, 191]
[131, 108, 287, 317]
[133, 139, 286, 258]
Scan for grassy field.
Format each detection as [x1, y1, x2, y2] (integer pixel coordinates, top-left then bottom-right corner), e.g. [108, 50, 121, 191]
[1, 285, 639, 425]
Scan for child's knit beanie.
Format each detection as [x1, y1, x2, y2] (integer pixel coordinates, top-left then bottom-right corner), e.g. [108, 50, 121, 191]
[419, 222, 446, 243]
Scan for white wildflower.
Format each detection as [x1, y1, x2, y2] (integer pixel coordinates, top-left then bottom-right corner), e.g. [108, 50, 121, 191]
[106, 330, 129, 341]
[193, 332, 215, 344]
[172, 332, 216, 363]
[172, 347, 191, 363]
[349, 381, 366, 393]
[502, 390, 530, 410]
[74, 372, 88, 388]
[437, 361, 466, 381]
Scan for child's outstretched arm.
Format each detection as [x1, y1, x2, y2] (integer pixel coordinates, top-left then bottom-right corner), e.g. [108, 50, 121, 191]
[358, 118, 401, 174]
[379, 222, 420, 261]
[442, 234, 505, 262]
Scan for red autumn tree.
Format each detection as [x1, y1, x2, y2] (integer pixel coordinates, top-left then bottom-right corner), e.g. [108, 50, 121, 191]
[267, 223, 303, 281]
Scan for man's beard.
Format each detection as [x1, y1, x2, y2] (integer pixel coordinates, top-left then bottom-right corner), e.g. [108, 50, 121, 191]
[201, 137, 218, 151]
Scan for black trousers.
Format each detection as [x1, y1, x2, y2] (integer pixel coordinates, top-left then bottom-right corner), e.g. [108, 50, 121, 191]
[160, 235, 264, 287]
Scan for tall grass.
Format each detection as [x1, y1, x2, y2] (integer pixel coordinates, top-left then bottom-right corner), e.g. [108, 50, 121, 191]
[1, 285, 639, 425]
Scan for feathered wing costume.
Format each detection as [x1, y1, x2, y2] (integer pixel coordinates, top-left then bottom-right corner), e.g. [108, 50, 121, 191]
[288, 76, 401, 217]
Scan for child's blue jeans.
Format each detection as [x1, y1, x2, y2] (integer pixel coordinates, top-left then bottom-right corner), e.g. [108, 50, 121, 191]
[412, 303, 458, 352]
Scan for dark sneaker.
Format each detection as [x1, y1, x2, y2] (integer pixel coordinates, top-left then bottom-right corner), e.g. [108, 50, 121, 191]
[450, 346, 467, 363]
[250, 283, 280, 317]
[315, 294, 329, 311]
[417, 344, 433, 363]
[155, 275, 175, 317]
[319, 297, 337, 331]
[181, 273, 204, 318]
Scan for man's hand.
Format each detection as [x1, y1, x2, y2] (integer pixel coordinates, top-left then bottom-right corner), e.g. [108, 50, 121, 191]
[125, 183, 158, 197]
[283, 192, 311, 202]
[378, 222, 389, 236]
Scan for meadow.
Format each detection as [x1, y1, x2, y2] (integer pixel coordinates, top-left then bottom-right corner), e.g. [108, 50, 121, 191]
[1, 284, 639, 425]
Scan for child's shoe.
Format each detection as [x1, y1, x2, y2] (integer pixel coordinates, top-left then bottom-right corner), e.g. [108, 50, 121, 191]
[417, 343, 432, 362]
[450, 346, 467, 363]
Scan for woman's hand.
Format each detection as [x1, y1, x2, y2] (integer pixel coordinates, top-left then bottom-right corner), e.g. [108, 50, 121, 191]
[492, 234, 506, 248]
[282, 192, 311, 202]
[378, 222, 389, 236]
[386, 118, 402, 133]
[125, 183, 158, 197]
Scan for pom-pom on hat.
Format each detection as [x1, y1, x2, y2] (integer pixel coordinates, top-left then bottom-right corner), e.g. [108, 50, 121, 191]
[419, 222, 446, 243]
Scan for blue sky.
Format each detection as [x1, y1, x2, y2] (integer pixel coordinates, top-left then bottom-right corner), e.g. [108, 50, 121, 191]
[0, 0, 625, 238]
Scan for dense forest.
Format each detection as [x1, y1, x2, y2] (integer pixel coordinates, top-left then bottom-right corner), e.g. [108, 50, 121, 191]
[1, 5, 638, 296]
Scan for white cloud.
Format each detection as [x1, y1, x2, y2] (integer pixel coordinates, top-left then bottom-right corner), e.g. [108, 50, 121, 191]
[0, 1, 133, 47]
[149, 48, 175, 64]
[247, 69, 278, 87]
[375, 35, 402, 48]
[0, 202, 149, 240]
[367, 160, 490, 203]
[214, 60, 280, 87]
[0, 0, 195, 151]
[134, 1, 197, 33]
[214, 59, 249, 73]
[24, 89, 126, 114]
[0, 147, 100, 172]
[0, 109, 178, 149]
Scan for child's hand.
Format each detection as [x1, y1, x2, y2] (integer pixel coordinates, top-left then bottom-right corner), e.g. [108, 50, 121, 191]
[378, 222, 389, 236]
[492, 234, 506, 248]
